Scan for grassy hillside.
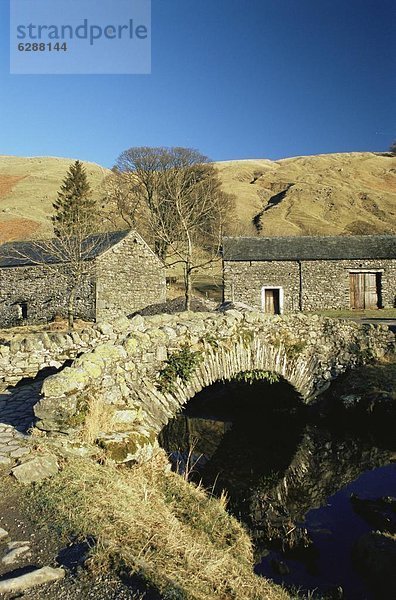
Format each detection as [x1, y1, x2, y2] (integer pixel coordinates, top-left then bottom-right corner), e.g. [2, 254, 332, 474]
[217, 151, 396, 236]
[0, 155, 108, 242]
[0, 151, 395, 242]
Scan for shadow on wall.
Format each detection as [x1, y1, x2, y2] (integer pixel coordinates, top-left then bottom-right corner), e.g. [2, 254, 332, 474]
[0, 360, 73, 433]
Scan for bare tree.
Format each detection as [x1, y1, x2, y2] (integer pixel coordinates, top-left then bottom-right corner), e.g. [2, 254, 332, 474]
[101, 168, 144, 230]
[162, 168, 235, 309]
[114, 146, 236, 309]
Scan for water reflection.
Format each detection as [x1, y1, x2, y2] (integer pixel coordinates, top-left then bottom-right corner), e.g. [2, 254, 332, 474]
[159, 378, 305, 515]
[159, 377, 395, 597]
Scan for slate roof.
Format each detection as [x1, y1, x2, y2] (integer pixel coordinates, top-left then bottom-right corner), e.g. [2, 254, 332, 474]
[222, 235, 396, 262]
[0, 230, 130, 268]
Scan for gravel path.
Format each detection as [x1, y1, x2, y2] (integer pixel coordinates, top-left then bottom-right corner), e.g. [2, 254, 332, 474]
[0, 383, 161, 599]
[0, 381, 40, 468]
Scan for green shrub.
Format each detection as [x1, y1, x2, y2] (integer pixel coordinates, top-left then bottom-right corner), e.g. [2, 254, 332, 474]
[158, 346, 203, 393]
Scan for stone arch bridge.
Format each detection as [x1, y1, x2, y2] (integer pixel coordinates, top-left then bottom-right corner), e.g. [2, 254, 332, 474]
[33, 311, 394, 461]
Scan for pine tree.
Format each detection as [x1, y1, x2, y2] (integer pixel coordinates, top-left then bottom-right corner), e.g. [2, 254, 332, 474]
[50, 160, 99, 327]
[52, 160, 97, 237]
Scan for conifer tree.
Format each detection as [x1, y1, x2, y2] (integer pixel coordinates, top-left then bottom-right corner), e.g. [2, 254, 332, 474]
[50, 160, 99, 327]
[52, 160, 97, 237]
[10, 161, 102, 329]
[49, 160, 98, 327]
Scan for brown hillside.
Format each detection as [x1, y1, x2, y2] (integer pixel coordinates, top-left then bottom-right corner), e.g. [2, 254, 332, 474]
[0, 152, 395, 241]
[217, 152, 396, 236]
[0, 156, 108, 241]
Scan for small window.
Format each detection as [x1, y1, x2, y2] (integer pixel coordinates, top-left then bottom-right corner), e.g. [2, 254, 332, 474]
[20, 302, 28, 320]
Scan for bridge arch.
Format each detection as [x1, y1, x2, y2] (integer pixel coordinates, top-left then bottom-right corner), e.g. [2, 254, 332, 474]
[34, 311, 394, 461]
[158, 336, 315, 414]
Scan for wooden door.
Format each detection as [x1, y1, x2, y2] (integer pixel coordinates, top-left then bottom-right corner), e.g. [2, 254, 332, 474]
[350, 273, 365, 309]
[350, 273, 378, 309]
[364, 273, 378, 309]
[265, 289, 280, 314]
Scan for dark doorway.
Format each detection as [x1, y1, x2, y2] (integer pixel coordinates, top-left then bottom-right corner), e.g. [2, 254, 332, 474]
[20, 302, 28, 320]
[264, 289, 280, 314]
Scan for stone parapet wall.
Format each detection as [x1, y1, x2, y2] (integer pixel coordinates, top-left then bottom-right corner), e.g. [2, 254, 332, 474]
[0, 316, 133, 388]
[33, 311, 395, 463]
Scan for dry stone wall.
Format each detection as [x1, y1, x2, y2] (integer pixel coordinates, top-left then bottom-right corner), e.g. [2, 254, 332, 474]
[95, 233, 166, 321]
[224, 259, 396, 311]
[32, 311, 395, 463]
[0, 264, 95, 328]
[0, 317, 133, 389]
[0, 231, 166, 329]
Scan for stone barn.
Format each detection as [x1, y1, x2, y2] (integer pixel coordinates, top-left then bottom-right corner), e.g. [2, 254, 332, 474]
[0, 230, 166, 327]
[222, 235, 396, 313]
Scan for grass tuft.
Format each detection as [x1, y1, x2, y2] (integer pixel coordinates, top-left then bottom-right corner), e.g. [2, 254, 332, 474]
[26, 451, 289, 600]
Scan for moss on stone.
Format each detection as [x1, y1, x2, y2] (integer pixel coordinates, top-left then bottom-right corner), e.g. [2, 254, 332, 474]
[157, 346, 203, 393]
[100, 432, 156, 461]
[41, 367, 89, 398]
[232, 370, 280, 385]
[66, 395, 89, 427]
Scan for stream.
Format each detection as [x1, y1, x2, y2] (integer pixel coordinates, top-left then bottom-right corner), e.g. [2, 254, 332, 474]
[159, 377, 396, 599]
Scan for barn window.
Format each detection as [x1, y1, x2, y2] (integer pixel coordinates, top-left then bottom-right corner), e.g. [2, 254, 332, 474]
[15, 302, 28, 320]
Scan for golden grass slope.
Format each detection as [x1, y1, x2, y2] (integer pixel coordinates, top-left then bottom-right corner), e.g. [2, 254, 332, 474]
[217, 152, 396, 236]
[0, 155, 108, 241]
[0, 152, 395, 241]
[27, 453, 290, 600]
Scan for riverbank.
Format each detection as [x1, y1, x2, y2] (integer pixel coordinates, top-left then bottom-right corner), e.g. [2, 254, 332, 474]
[318, 355, 396, 434]
[0, 450, 290, 600]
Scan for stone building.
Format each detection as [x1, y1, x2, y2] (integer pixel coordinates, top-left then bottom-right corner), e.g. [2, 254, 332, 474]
[222, 235, 396, 313]
[0, 230, 166, 327]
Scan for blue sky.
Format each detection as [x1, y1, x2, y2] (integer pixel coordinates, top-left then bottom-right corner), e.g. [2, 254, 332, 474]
[0, 0, 395, 167]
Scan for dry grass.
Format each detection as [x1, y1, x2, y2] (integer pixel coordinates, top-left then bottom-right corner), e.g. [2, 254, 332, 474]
[0, 317, 91, 341]
[27, 453, 290, 600]
[217, 152, 396, 236]
[1, 152, 396, 242]
[78, 393, 117, 445]
[305, 308, 396, 319]
[0, 155, 108, 240]
[0, 217, 41, 242]
[0, 173, 27, 196]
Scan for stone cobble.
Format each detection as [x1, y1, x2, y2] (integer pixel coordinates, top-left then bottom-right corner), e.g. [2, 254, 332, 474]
[0, 382, 41, 468]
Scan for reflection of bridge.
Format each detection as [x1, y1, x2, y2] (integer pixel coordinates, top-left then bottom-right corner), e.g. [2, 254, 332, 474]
[33, 311, 394, 461]
[248, 426, 393, 550]
[161, 412, 393, 550]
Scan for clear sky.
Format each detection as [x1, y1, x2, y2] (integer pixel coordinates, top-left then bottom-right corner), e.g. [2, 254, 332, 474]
[0, 0, 395, 167]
